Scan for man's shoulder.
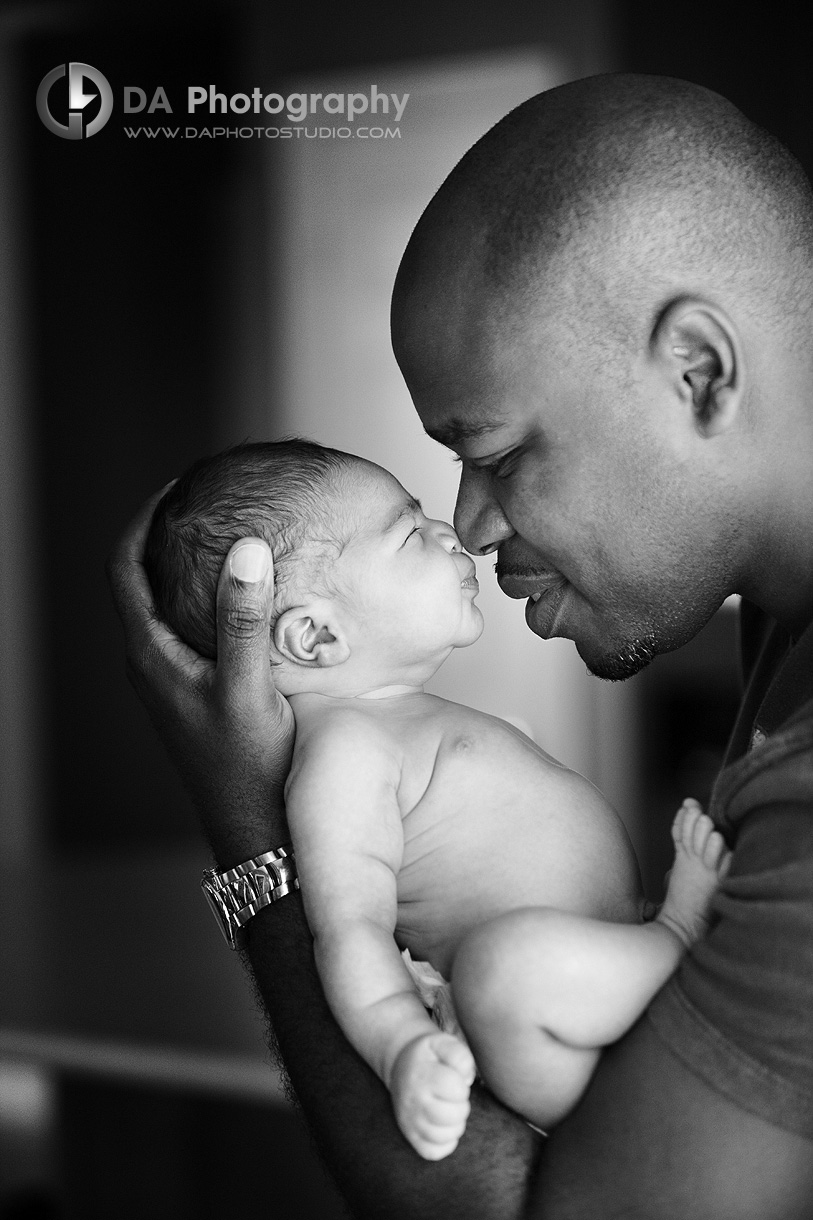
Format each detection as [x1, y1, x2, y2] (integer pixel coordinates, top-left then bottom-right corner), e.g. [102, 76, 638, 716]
[717, 603, 813, 805]
[714, 695, 813, 834]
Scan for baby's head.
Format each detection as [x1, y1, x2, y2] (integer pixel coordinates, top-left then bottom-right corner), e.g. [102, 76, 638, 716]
[145, 440, 483, 696]
[146, 439, 354, 661]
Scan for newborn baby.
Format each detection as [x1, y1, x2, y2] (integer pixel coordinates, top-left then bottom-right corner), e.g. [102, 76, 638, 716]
[145, 440, 729, 1159]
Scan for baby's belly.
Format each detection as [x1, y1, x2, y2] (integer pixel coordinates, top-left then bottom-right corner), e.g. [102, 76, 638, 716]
[395, 726, 642, 978]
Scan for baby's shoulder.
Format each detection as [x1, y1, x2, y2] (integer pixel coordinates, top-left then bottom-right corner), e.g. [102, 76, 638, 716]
[289, 697, 402, 775]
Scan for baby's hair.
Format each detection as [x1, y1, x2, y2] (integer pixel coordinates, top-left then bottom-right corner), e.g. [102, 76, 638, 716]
[144, 439, 357, 659]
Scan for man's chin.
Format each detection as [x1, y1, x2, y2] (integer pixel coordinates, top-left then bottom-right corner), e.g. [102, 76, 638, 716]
[580, 634, 659, 682]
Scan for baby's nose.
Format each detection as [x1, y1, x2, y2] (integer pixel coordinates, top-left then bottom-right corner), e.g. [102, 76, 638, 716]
[433, 519, 463, 552]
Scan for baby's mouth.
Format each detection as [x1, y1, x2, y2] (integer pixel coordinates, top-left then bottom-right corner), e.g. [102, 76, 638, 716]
[460, 559, 478, 590]
[461, 562, 479, 593]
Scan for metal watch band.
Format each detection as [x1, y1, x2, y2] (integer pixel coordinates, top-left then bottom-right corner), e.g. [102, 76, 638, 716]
[201, 843, 299, 950]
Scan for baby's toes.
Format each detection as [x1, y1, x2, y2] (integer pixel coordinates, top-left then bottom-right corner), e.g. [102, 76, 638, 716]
[701, 827, 723, 865]
[704, 833, 733, 881]
[689, 810, 719, 858]
[672, 798, 702, 847]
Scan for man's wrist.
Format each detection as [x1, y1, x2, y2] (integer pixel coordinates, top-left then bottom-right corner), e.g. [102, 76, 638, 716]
[199, 790, 290, 873]
[201, 841, 299, 950]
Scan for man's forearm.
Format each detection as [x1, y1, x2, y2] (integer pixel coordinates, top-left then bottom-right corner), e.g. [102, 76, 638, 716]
[243, 893, 543, 1219]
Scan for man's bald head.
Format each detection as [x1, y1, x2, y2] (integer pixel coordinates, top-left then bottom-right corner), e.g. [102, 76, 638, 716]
[394, 73, 813, 371]
[392, 74, 813, 675]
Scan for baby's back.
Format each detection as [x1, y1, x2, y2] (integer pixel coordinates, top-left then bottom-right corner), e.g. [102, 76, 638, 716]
[291, 692, 643, 978]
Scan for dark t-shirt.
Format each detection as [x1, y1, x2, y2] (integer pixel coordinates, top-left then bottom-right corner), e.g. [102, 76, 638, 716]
[646, 603, 813, 1138]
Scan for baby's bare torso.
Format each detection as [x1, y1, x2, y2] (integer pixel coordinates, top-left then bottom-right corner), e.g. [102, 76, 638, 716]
[290, 691, 643, 977]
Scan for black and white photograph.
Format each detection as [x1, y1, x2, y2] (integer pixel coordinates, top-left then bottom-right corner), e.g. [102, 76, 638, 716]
[1, 3, 811, 1217]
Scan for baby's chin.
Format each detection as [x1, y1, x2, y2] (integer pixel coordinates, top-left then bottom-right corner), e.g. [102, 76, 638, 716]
[458, 608, 485, 647]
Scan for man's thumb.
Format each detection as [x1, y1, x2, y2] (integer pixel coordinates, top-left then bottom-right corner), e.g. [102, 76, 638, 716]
[215, 539, 275, 690]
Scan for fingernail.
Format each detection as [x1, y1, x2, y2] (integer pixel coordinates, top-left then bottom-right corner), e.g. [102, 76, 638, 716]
[230, 543, 268, 583]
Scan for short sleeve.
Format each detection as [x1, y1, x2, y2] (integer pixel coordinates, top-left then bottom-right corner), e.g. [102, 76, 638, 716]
[646, 719, 813, 1139]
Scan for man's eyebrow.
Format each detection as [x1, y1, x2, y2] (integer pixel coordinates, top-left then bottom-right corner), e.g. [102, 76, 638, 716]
[425, 417, 506, 449]
[385, 496, 423, 531]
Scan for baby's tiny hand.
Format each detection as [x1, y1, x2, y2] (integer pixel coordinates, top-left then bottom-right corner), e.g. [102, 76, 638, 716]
[390, 1032, 476, 1160]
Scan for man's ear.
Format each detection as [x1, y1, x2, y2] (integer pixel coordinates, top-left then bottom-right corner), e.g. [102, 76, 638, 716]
[651, 298, 744, 437]
[273, 604, 350, 668]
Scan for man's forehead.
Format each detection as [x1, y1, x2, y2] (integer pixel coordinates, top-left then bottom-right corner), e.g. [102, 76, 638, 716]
[401, 287, 554, 450]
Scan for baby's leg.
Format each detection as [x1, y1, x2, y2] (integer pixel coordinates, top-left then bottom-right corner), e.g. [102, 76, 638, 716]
[452, 800, 730, 1129]
[657, 797, 732, 946]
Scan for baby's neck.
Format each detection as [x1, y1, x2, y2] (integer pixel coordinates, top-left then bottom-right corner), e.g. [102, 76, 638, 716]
[277, 654, 446, 701]
[355, 683, 424, 700]
[288, 682, 424, 706]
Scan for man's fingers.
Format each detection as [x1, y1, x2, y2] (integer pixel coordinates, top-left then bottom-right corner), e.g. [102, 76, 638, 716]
[215, 538, 278, 701]
[106, 481, 176, 642]
[107, 481, 216, 711]
[124, 624, 210, 712]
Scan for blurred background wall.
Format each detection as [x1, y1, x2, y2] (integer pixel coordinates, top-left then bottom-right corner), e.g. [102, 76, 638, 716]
[0, 1, 806, 1215]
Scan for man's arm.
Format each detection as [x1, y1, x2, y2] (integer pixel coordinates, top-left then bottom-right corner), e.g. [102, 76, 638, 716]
[108, 496, 813, 1219]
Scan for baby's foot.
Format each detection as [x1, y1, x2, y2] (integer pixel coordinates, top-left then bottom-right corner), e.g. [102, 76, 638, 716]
[390, 1032, 476, 1161]
[657, 799, 731, 948]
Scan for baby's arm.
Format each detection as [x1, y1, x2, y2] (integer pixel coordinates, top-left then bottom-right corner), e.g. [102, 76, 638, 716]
[286, 713, 475, 1160]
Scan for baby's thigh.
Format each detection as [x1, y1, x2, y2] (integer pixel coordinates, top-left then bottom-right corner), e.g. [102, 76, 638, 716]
[452, 906, 640, 1028]
[451, 909, 604, 1127]
[452, 908, 574, 1016]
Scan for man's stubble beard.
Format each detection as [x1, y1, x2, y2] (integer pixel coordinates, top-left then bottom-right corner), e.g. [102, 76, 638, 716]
[583, 632, 659, 681]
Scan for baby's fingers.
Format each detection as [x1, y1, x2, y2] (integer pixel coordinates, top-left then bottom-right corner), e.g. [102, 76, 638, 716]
[413, 1095, 472, 1137]
[411, 1133, 462, 1161]
[406, 1098, 471, 1160]
[430, 1034, 477, 1087]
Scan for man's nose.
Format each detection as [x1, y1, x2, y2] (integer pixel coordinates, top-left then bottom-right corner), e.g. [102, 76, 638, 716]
[453, 466, 515, 556]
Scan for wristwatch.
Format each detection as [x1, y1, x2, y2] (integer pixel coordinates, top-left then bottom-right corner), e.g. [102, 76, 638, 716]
[201, 844, 299, 950]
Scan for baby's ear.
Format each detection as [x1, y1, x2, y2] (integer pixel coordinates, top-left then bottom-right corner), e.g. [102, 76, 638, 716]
[273, 605, 350, 668]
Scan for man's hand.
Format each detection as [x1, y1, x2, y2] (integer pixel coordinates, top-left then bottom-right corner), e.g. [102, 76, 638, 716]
[106, 485, 295, 861]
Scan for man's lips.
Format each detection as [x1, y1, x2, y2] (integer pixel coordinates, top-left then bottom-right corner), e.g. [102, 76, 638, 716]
[496, 570, 566, 600]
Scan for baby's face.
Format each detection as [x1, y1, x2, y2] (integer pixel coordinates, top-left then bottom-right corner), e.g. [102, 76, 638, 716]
[330, 460, 484, 671]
